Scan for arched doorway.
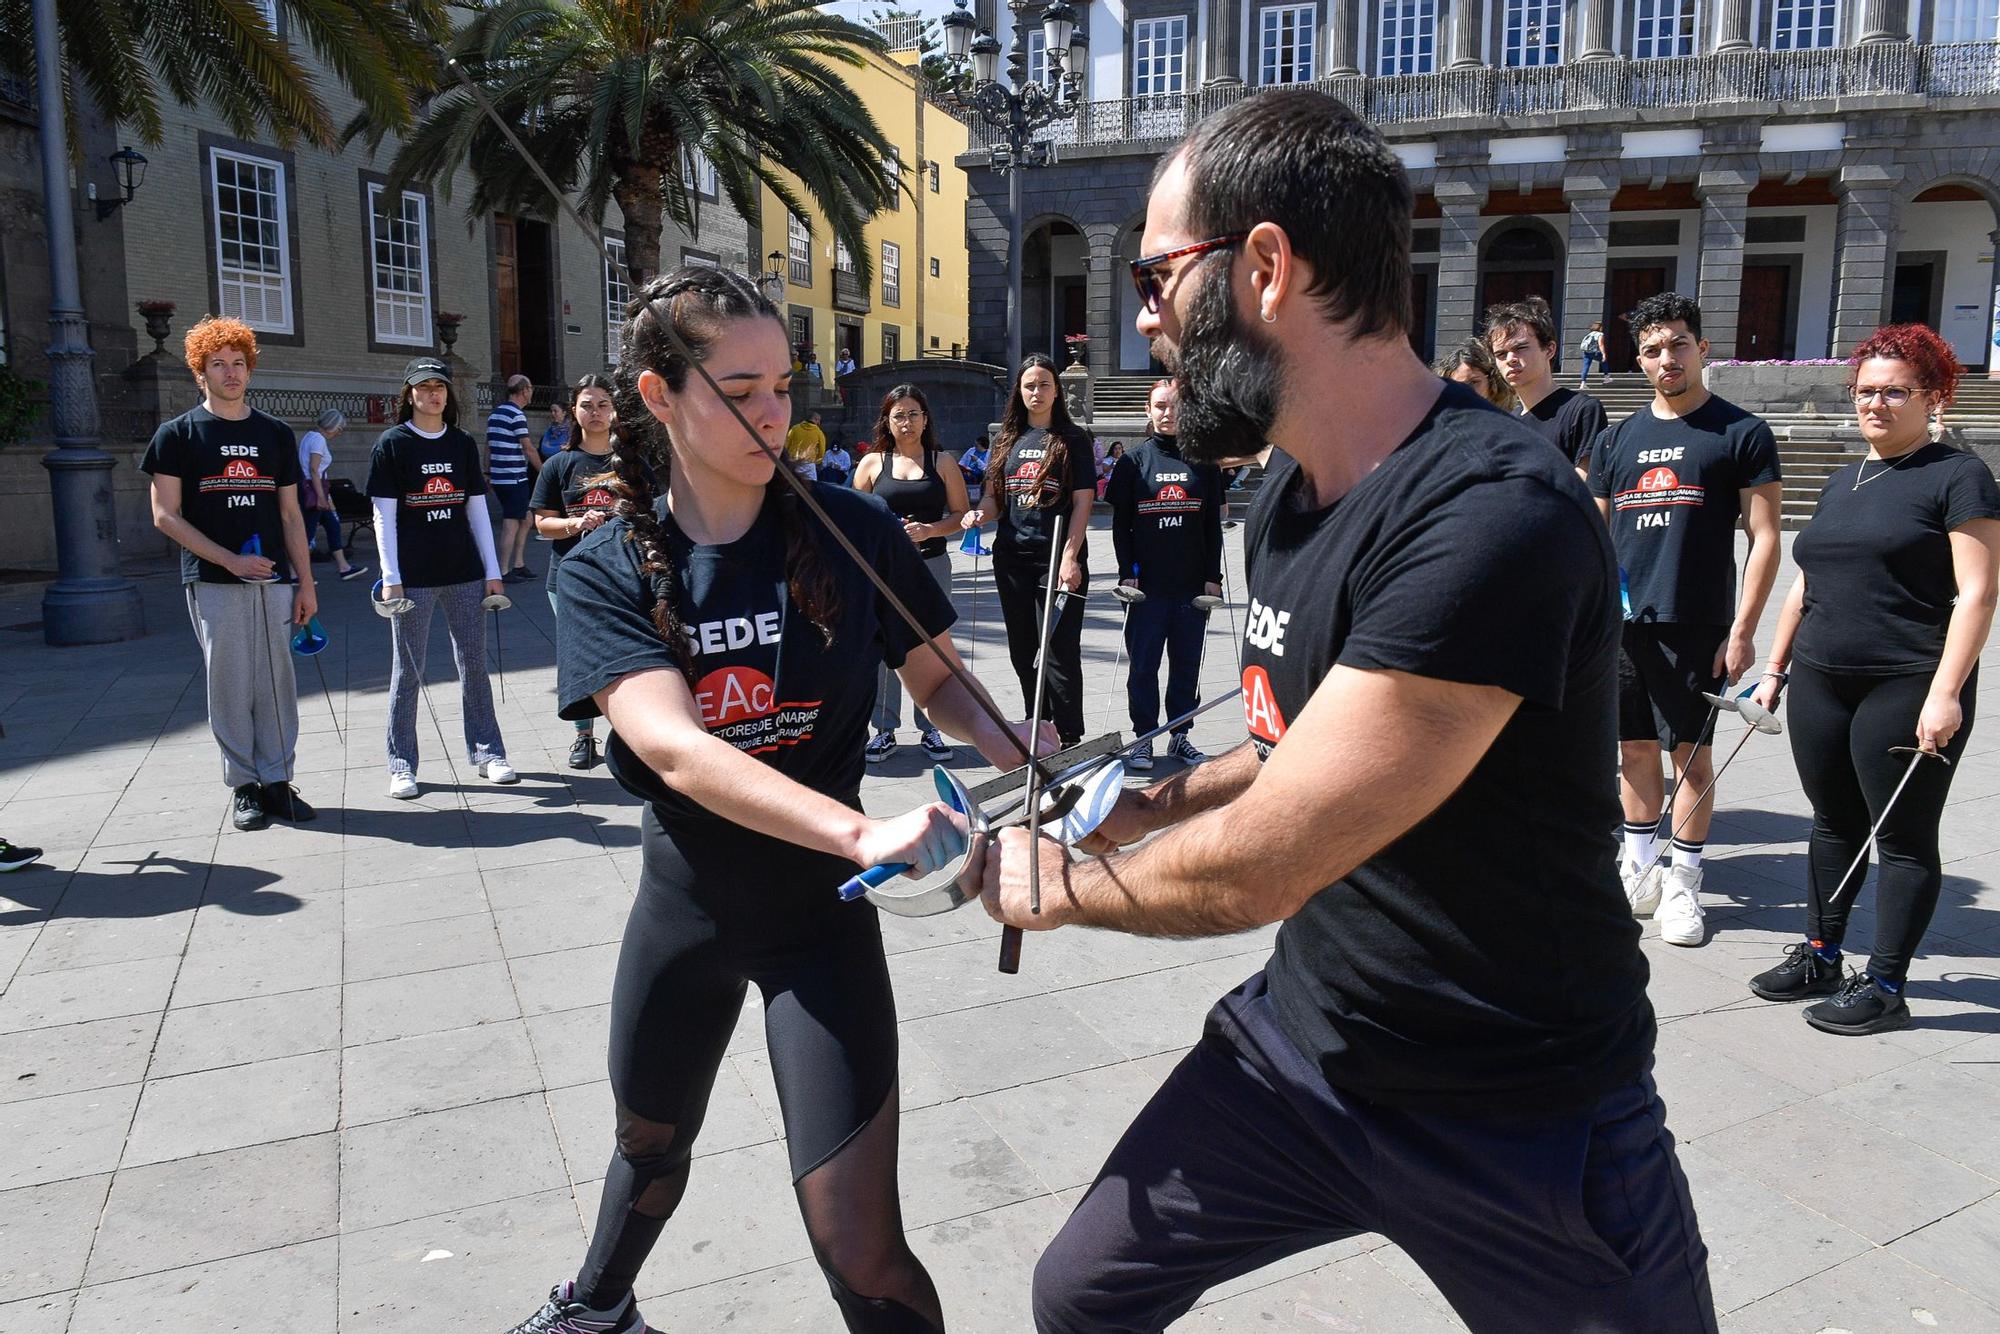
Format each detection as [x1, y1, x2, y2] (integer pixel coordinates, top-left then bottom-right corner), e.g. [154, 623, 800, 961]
[1023, 219, 1087, 367]
[1478, 220, 1563, 334]
[1897, 181, 2000, 372]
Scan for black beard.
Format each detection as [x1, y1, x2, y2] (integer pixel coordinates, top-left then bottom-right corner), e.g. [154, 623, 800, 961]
[1154, 262, 1283, 465]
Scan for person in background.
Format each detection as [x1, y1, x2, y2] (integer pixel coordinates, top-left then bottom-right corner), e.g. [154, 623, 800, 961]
[532, 374, 620, 770]
[1746, 323, 2000, 1034]
[1488, 296, 1607, 477]
[0, 724, 41, 871]
[487, 373, 542, 582]
[785, 409, 827, 482]
[298, 408, 367, 581]
[960, 434, 990, 505]
[539, 402, 573, 461]
[1433, 338, 1518, 413]
[805, 351, 823, 385]
[821, 440, 853, 486]
[1579, 320, 1610, 387]
[835, 349, 858, 379]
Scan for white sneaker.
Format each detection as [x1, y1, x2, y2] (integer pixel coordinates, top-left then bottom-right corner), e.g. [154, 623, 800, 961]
[1657, 865, 1706, 947]
[1127, 741, 1154, 773]
[479, 758, 519, 785]
[1620, 859, 1663, 917]
[387, 771, 419, 800]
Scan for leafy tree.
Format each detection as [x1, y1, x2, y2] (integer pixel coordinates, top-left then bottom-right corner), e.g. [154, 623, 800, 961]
[374, 0, 899, 288]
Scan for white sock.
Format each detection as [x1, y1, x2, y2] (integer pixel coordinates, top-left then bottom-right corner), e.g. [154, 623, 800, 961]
[1672, 839, 1704, 872]
[1623, 823, 1657, 871]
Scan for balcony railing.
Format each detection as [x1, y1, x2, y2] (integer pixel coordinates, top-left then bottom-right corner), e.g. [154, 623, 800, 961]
[967, 41, 2000, 152]
[833, 269, 871, 314]
[870, 15, 926, 53]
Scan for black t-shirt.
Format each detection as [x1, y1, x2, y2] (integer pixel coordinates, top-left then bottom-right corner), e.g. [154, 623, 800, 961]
[1244, 381, 1651, 1117]
[1587, 394, 1782, 626]
[366, 423, 490, 588]
[1105, 435, 1224, 599]
[1794, 444, 2000, 675]
[140, 405, 302, 585]
[530, 448, 620, 562]
[868, 447, 950, 559]
[554, 484, 955, 826]
[995, 426, 1094, 558]
[1521, 387, 1608, 468]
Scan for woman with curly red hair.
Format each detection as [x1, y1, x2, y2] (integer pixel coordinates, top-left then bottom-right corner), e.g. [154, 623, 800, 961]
[1747, 323, 2000, 1034]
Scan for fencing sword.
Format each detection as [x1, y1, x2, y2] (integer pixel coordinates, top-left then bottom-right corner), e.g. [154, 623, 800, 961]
[960, 524, 984, 666]
[373, 579, 473, 803]
[1825, 746, 1953, 910]
[1002, 511, 1070, 974]
[289, 615, 343, 746]
[1108, 579, 1143, 725]
[1637, 681, 1783, 883]
[483, 591, 511, 702]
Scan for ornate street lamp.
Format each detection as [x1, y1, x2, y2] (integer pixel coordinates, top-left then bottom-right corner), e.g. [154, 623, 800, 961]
[936, 0, 1087, 375]
[92, 145, 149, 220]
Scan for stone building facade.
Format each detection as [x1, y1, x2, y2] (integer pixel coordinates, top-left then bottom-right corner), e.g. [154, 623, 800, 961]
[959, 0, 2000, 378]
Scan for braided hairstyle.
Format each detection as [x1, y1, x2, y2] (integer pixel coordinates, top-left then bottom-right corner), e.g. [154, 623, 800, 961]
[985, 354, 1089, 512]
[607, 266, 843, 679]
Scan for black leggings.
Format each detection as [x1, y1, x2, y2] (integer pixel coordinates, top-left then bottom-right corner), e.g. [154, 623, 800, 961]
[573, 810, 942, 1332]
[993, 551, 1087, 742]
[1787, 661, 1976, 982]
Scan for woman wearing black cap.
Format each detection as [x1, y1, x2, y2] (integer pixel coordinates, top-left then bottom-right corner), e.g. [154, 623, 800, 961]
[367, 357, 514, 799]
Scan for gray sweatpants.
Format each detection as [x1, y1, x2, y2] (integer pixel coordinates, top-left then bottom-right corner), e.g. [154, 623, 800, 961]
[185, 580, 299, 789]
[387, 580, 506, 777]
[872, 551, 954, 735]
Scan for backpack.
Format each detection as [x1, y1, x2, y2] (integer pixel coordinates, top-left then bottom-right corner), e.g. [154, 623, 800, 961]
[1580, 331, 1603, 354]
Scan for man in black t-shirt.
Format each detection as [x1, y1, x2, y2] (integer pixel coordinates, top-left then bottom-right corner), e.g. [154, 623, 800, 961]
[140, 317, 318, 833]
[1487, 295, 1608, 477]
[1105, 379, 1224, 770]
[979, 91, 1714, 1333]
[1588, 293, 1783, 949]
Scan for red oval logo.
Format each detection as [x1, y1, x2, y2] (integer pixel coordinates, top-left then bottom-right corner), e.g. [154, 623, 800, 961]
[1639, 466, 1678, 491]
[694, 665, 776, 727]
[1242, 664, 1287, 745]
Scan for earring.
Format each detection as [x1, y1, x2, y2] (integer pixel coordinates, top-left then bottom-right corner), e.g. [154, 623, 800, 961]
[1261, 309, 1276, 324]
[1929, 412, 1944, 444]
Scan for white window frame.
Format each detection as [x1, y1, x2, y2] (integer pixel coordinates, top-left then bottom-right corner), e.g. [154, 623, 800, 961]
[682, 148, 718, 199]
[788, 213, 812, 286]
[1633, 0, 1698, 56]
[1502, 0, 1564, 64]
[208, 146, 294, 335]
[1376, 0, 1438, 76]
[884, 147, 901, 212]
[836, 240, 856, 274]
[1027, 29, 1052, 85]
[604, 235, 632, 365]
[882, 241, 902, 307]
[1132, 16, 1189, 96]
[1932, 0, 2000, 39]
[1771, 0, 1840, 47]
[1259, 5, 1318, 85]
[365, 181, 433, 348]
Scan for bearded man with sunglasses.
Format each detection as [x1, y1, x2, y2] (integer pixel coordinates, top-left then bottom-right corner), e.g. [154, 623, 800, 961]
[980, 90, 1715, 1333]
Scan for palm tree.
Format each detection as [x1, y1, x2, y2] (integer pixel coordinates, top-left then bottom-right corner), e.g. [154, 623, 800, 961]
[374, 0, 900, 287]
[0, 0, 449, 149]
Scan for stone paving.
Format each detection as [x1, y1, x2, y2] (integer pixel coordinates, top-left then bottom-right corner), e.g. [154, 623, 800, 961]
[2, 520, 1999, 1333]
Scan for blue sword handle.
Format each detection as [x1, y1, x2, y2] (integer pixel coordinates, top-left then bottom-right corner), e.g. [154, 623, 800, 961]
[837, 861, 911, 902]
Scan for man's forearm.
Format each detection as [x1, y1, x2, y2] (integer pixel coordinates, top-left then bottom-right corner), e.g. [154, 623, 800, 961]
[1130, 741, 1259, 834]
[1061, 804, 1284, 939]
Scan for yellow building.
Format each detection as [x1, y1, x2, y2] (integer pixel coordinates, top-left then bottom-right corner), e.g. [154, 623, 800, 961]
[761, 42, 969, 378]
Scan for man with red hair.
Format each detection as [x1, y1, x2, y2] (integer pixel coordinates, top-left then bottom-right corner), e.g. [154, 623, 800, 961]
[142, 316, 319, 831]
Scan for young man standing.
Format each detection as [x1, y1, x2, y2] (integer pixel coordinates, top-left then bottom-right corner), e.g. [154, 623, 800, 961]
[785, 409, 827, 481]
[486, 374, 539, 582]
[1589, 292, 1784, 947]
[1487, 296, 1608, 476]
[1105, 379, 1224, 771]
[983, 90, 1713, 1332]
[142, 317, 318, 832]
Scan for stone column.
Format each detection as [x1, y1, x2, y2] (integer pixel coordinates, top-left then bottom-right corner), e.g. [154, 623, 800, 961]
[1562, 171, 1617, 359]
[1830, 162, 1905, 358]
[1989, 229, 2000, 381]
[1712, 0, 1752, 51]
[1205, 0, 1244, 85]
[1576, 0, 1615, 59]
[1695, 171, 1756, 361]
[1858, 0, 1909, 43]
[1435, 177, 1489, 346]
[1083, 224, 1120, 378]
[1449, 0, 1483, 67]
[1328, 0, 1361, 76]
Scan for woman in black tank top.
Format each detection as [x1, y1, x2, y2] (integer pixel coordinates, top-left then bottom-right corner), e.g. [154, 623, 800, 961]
[853, 383, 971, 761]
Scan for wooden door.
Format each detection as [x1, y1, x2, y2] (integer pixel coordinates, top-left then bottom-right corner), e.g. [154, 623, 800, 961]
[1608, 265, 1669, 370]
[494, 216, 522, 377]
[1736, 265, 1793, 361]
[1409, 270, 1435, 361]
[1480, 270, 1554, 314]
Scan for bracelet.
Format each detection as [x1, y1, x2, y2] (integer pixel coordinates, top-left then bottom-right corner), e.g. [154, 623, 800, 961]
[1761, 669, 1789, 682]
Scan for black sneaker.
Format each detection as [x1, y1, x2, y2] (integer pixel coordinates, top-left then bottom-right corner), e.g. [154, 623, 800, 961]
[502, 568, 531, 584]
[231, 784, 269, 831]
[339, 562, 370, 581]
[1804, 970, 1911, 1036]
[504, 1282, 645, 1334]
[920, 727, 953, 759]
[568, 732, 599, 770]
[259, 782, 317, 823]
[0, 840, 43, 872]
[864, 731, 896, 763]
[1748, 941, 1843, 1002]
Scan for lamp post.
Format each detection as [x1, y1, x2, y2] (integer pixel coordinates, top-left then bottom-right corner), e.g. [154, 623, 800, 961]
[31, 0, 143, 644]
[938, 0, 1087, 377]
[759, 248, 786, 305]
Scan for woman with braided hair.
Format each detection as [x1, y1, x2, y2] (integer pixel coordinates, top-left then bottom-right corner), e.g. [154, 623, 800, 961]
[507, 267, 1049, 1334]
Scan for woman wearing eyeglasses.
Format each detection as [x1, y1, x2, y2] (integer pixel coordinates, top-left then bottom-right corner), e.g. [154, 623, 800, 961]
[962, 355, 1097, 745]
[1746, 324, 2000, 1035]
[854, 384, 970, 762]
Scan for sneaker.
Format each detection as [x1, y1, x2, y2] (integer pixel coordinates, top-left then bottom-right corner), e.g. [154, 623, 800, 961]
[259, 782, 317, 822]
[502, 568, 531, 584]
[1168, 734, 1207, 766]
[480, 757, 519, 785]
[504, 1281, 645, 1334]
[339, 562, 370, 581]
[864, 731, 897, 763]
[1749, 941, 1844, 1001]
[568, 732, 599, 770]
[387, 771, 420, 800]
[920, 727, 953, 759]
[1804, 970, 1911, 1036]
[514, 565, 536, 580]
[1656, 865, 1706, 947]
[1127, 741, 1155, 773]
[0, 840, 44, 872]
[1620, 859, 1663, 917]
[231, 783, 269, 831]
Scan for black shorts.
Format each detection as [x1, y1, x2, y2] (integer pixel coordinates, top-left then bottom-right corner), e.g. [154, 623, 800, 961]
[492, 481, 532, 520]
[1618, 623, 1726, 749]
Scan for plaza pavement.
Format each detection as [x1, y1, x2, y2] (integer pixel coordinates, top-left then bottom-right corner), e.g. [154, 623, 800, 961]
[2, 518, 1999, 1333]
